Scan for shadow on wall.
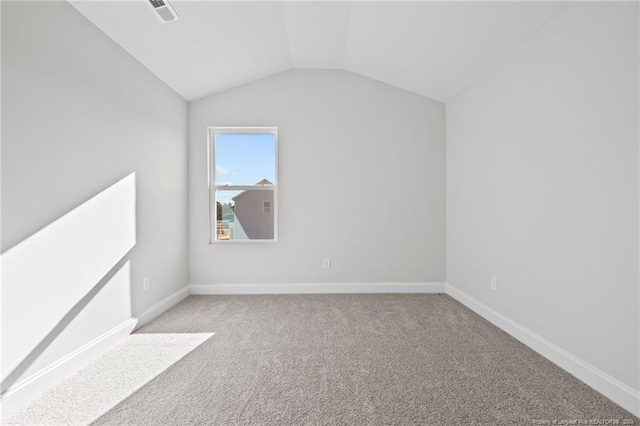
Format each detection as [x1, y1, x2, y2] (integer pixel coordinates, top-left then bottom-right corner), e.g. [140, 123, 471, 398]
[1, 173, 137, 393]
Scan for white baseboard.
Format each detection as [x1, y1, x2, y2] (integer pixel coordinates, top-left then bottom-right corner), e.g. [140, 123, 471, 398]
[189, 282, 446, 295]
[0, 318, 137, 419]
[135, 285, 190, 329]
[445, 283, 640, 417]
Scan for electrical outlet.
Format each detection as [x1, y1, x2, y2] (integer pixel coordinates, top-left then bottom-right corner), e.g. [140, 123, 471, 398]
[490, 275, 497, 291]
[143, 276, 151, 292]
[322, 258, 331, 269]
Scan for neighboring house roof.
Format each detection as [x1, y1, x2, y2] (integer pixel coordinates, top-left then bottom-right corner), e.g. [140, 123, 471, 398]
[232, 179, 274, 201]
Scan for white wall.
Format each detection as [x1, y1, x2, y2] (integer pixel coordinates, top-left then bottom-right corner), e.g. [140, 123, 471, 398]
[190, 69, 446, 284]
[1, 175, 136, 390]
[446, 2, 639, 392]
[1, 0, 189, 390]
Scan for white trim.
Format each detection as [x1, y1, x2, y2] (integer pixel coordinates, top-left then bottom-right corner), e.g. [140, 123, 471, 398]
[0, 318, 137, 419]
[134, 286, 190, 330]
[189, 282, 446, 295]
[208, 126, 278, 244]
[207, 239, 278, 245]
[209, 127, 278, 135]
[445, 283, 640, 417]
[215, 185, 275, 192]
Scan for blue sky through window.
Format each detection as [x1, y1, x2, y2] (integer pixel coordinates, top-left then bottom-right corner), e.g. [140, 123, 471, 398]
[215, 133, 276, 205]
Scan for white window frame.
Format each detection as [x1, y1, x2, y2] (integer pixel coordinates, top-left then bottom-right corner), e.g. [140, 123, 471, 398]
[208, 126, 278, 244]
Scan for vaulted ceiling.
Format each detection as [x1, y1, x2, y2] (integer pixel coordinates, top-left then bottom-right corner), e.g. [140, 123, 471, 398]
[69, 1, 566, 102]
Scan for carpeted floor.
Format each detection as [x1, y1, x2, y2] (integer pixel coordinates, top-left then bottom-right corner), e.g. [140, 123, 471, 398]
[93, 294, 637, 425]
[6, 333, 213, 425]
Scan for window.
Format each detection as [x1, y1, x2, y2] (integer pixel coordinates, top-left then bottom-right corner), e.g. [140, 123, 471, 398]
[209, 127, 278, 243]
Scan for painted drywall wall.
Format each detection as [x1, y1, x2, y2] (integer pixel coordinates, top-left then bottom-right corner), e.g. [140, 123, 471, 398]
[190, 69, 445, 284]
[1, 175, 136, 391]
[446, 2, 639, 391]
[1, 1, 188, 389]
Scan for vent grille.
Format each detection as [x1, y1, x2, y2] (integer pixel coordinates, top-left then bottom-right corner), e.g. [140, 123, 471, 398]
[148, 0, 179, 23]
[149, 0, 165, 8]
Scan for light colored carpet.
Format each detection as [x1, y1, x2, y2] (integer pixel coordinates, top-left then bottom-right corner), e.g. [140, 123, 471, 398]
[89, 294, 637, 425]
[5, 333, 213, 425]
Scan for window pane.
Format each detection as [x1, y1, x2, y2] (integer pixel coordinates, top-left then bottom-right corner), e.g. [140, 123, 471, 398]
[215, 189, 275, 241]
[215, 134, 276, 186]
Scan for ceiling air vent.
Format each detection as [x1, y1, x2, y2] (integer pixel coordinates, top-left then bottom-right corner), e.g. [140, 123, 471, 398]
[148, 0, 179, 24]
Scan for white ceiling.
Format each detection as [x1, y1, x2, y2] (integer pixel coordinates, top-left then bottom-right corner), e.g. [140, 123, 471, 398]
[68, 1, 567, 102]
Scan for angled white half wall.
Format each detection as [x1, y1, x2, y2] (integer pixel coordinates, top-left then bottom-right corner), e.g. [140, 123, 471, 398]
[1, 174, 137, 410]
